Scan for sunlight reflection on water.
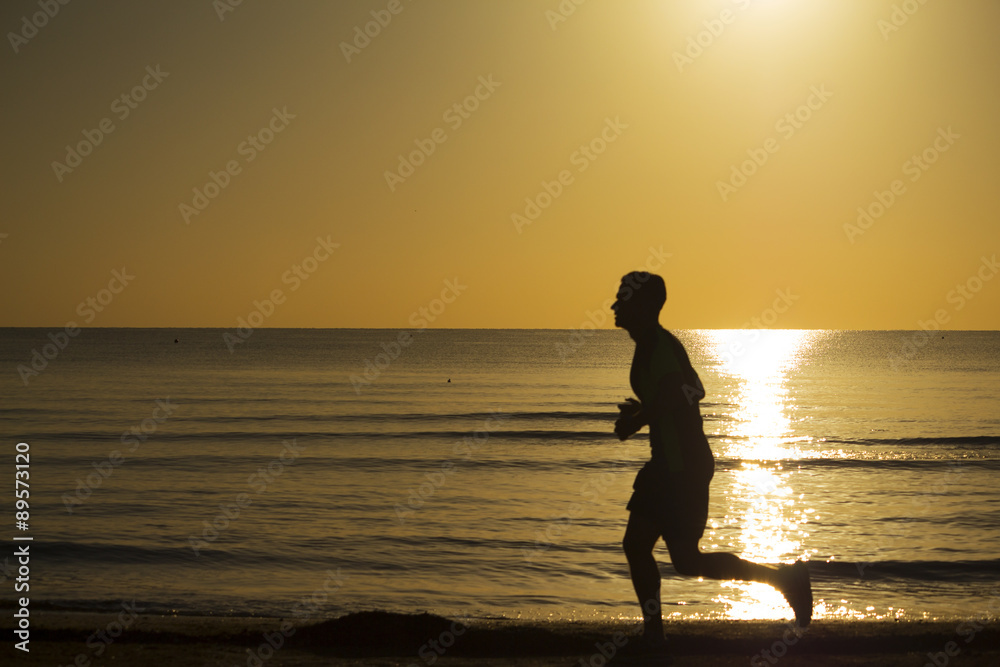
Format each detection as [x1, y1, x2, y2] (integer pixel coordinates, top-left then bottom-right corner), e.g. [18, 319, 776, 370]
[696, 330, 823, 620]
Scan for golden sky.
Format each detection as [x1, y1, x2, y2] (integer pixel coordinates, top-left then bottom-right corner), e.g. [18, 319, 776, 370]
[2, 0, 998, 329]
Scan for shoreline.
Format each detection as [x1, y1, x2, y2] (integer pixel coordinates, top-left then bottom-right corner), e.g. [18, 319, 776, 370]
[5, 610, 999, 666]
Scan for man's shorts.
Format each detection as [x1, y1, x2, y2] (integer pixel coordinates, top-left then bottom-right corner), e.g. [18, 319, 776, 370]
[627, 459, 713, 541]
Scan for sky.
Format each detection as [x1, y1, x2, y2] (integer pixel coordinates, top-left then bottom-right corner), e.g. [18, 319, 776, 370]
[2, 0, 998, 329]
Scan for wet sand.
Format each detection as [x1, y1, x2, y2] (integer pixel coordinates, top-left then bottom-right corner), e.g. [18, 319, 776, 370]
[6, 610, 999, 666]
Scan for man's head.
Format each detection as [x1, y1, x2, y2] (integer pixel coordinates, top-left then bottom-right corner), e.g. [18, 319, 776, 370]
[612, 271, 666, 332]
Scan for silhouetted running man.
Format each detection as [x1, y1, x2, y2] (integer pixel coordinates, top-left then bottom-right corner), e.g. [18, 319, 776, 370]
[612, 271, 812, 651]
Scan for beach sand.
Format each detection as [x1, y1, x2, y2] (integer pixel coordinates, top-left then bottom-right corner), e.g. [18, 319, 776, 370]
[6, 610, 998, 666]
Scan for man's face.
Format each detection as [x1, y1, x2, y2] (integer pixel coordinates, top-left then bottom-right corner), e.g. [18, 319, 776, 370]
[612, 282, 638, 329]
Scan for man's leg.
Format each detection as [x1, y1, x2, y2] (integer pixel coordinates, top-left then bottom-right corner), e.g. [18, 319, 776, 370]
[665, 536, 779, 583]
[665, 536, 812, 626]
[623, 511, 665, 643]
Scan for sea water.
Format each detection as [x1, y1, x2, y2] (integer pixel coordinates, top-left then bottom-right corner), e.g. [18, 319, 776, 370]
[1, 328, 998, 622]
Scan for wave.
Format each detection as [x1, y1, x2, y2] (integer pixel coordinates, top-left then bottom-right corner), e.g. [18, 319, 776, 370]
[20, 540, 1000, 586]
[808, 558, 1000, 583]
[17, 429, 619, 443]
[29, 540, 210, 565]
[2, 408, 726, 426]
[20, 428, 1000, 453]
[27, 454, 1000, 477]
[821, 436, 1000, 447]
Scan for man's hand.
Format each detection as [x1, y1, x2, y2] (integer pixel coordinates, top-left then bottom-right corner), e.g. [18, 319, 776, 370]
[614, 397, 643, 441]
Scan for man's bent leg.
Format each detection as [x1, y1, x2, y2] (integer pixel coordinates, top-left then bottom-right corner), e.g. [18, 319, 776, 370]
[623, 511, 665, 643]
[665, 537, 812, 626]
[666, 537, 780, 584]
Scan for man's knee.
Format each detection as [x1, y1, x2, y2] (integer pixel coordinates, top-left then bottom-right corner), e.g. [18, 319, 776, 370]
[623, 514, 659, 560]
[667, 542, 703, 576]
[622, 534, 643, 560]
[623, 532, 657, 563]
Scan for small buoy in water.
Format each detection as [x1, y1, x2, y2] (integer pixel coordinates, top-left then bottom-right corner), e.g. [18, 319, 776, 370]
[174, 338, 179, 343]
[447, 379, 451, 383]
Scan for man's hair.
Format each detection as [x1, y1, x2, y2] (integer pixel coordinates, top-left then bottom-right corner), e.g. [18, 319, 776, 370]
[621, 271, 666, 311]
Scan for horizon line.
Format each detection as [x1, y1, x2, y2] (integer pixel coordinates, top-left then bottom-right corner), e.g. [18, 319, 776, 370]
[1, 326, 996, 332]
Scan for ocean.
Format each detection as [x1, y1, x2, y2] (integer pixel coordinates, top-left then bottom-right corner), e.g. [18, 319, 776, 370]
[1, 328, 999, 624]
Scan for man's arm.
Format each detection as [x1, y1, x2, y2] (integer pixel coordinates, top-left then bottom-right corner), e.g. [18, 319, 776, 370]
[614, 371, 690, 441]
[614, 397, 644, 440]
